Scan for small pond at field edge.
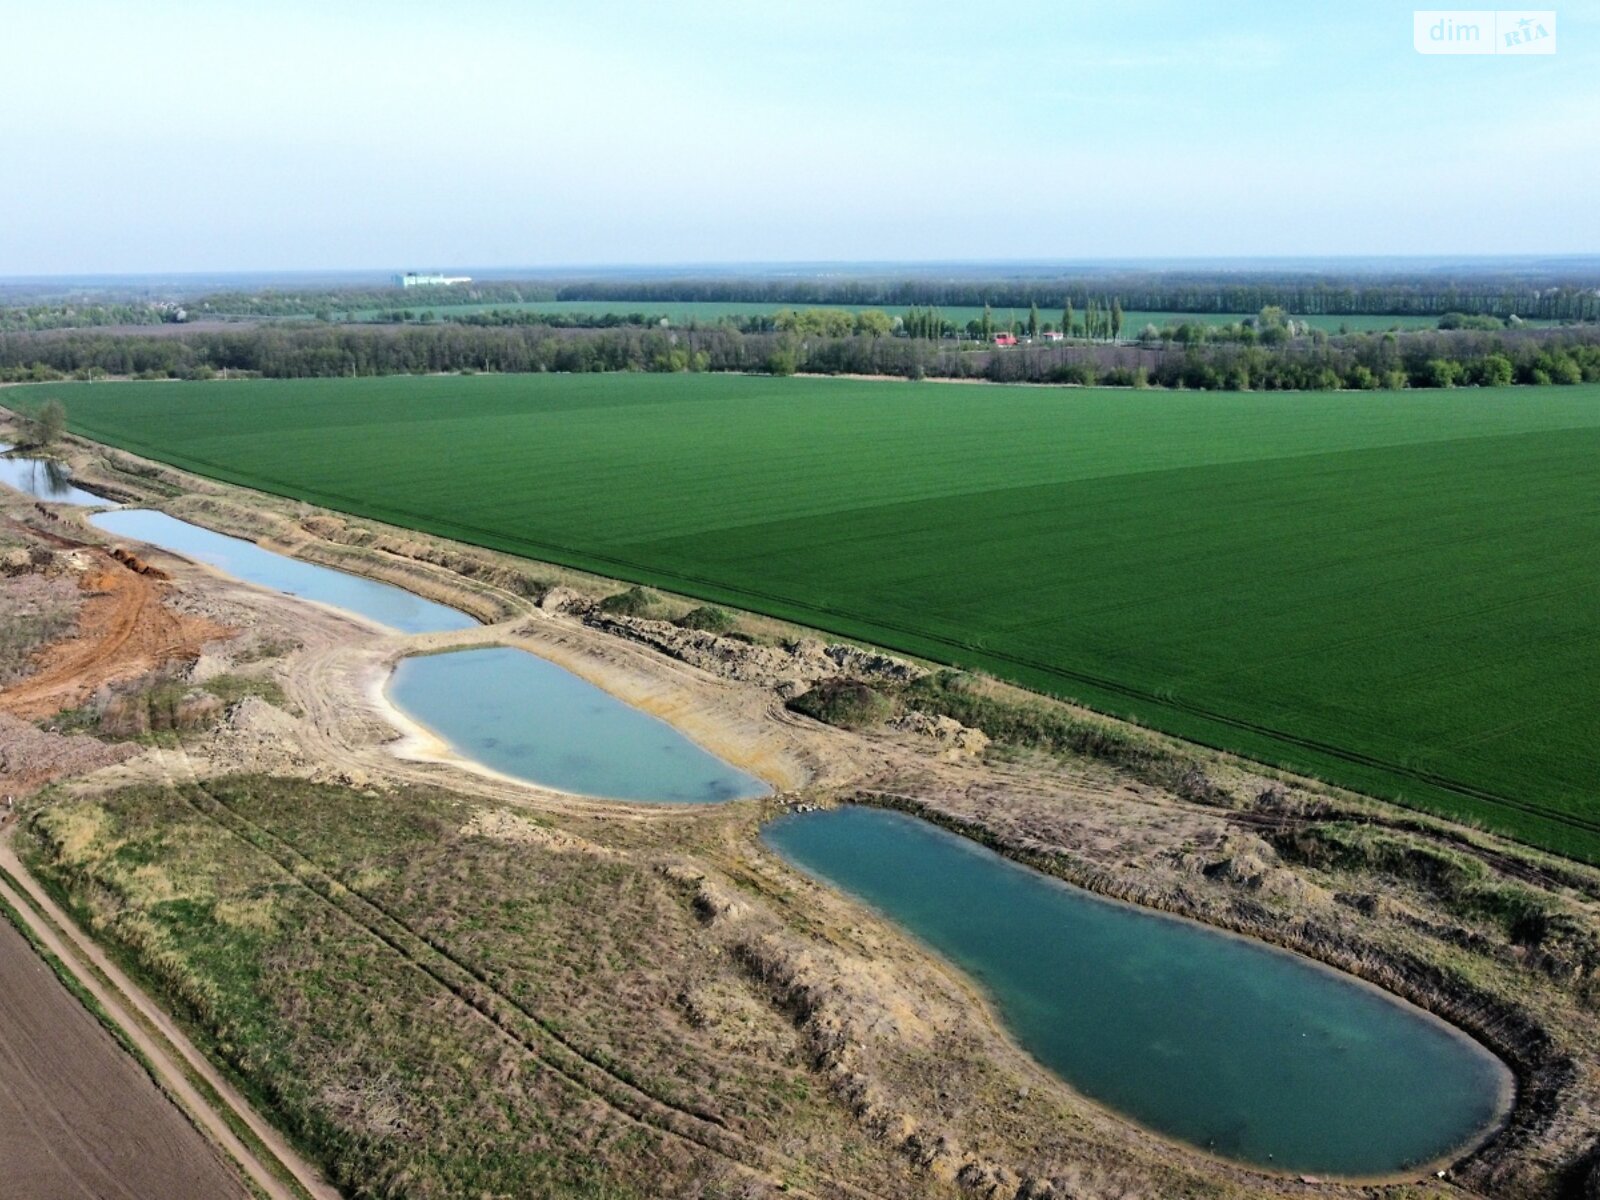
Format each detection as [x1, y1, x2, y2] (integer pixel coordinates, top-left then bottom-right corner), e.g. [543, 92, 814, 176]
[387, 645, 770, 803]
[0, 443, 110, 507]
[763, 805, 1510, 1178]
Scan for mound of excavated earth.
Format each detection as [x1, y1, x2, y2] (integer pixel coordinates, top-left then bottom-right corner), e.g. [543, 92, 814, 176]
[0, 712, 139, 797]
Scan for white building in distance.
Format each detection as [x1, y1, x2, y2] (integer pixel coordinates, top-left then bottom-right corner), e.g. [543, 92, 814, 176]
[393, 272, 472, 288]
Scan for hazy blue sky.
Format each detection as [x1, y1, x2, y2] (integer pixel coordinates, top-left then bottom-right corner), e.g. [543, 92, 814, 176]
[5, 0, 1596, 273]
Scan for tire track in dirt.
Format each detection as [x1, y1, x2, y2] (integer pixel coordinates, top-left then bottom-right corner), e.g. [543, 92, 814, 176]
[154, 744, 892, 1200]
[0, 550, 228, 721]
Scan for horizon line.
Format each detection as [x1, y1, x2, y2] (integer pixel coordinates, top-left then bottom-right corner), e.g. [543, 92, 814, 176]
[7, 252, 1600, 287]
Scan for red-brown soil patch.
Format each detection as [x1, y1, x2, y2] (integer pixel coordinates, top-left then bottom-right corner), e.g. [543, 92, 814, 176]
[0, 552, 230, 721]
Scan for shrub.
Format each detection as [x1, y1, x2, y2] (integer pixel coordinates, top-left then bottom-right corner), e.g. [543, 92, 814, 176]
[1438, 312, 1504, 331]
[900, 670, 1162, 774]
[676, 605, 735, 634]
[1415, 358, 1462, 388]
[1048, 361, 1096, 385]
[1536, 351, 1583, 385]
[786, 678, 894, 730]
[598, 585, 656, 616]
[1468, 354, 1514, 387]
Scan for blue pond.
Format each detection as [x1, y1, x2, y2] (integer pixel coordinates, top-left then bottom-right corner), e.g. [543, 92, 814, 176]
[89, 508, 476, 634]
[763, 805, 1510, 1178]
[388, 645, 771, 803]
[0, 443, 109, 507]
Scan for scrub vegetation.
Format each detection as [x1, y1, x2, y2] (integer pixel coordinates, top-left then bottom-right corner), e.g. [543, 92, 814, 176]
[39, 374, 1600, 860]
[5, 318, 1597, 389]
[15, 776, 942, 1200]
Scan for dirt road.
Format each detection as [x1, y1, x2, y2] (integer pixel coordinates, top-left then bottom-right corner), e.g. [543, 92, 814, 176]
[0, 910, 250, 1200]
[0, 841, 340, 1200]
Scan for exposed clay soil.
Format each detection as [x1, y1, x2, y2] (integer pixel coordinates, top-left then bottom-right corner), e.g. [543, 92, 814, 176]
[0, 914, 250, 1200]
[0, 548, 229, 721]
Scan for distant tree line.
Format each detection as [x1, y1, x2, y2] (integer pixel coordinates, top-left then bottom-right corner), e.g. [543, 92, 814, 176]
[1126, 306, 1529, 347]
[2, 323, 1596, 393]
[192, 282, 559, 318]
[438, 300, 1136, 342]
[0, 302, 183, 333]
[243, 273, 1600, 326]
[283, 273, 1600, 324]
[960, 328, 1600, 390]
[375, 307, 658, 329]
[548, 271, 1600, 322]
[12, 271, 1599, 335]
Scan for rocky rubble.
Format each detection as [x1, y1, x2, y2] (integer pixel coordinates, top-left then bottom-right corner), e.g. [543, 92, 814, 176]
[888, 710, 990, 756]
[0, 712, 139, 797]
[203, 695, 315, 776]
[581, 612, 928, 693]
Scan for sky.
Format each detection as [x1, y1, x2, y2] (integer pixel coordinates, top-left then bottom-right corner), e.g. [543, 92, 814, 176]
[4, 0, 1597, 274]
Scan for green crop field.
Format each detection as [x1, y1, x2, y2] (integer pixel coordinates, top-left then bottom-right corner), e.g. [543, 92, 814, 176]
[344, 299, 1454, 333]
[34, 376, 1600, 858]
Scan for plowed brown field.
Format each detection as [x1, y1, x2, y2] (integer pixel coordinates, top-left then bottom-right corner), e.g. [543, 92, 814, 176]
[0, 915, 249, 1200]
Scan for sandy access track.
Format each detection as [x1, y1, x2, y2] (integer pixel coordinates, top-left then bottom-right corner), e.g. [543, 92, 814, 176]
[0, 838, 340, 1200]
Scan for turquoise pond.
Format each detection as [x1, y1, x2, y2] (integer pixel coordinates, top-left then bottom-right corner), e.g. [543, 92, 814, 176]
[763, 806, 1510, 1177]
[89, 509, 476, 635]
[386, 646, 770, 803]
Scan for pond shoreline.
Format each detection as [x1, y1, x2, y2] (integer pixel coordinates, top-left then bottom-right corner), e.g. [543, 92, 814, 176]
[850, 789, 1568, 1186]
[6, 419, 1593, 1197]
[761, 803, 1510, 1190]
[385, 644, 771, 803]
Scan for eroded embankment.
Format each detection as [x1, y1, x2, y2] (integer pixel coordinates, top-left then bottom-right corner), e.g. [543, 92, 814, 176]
[3, 426, 1598, 1198]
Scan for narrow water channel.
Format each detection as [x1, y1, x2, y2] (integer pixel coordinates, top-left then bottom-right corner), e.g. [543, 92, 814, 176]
[84, 508, 764, 800]
[89, 509, 476, 634]
[387, 646, 770, 803]
[763, 805, 1510, 1178]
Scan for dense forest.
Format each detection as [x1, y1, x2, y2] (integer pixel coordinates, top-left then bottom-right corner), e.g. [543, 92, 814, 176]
[200, 271, 1600, 323]
[3, 321, 1597, 393]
